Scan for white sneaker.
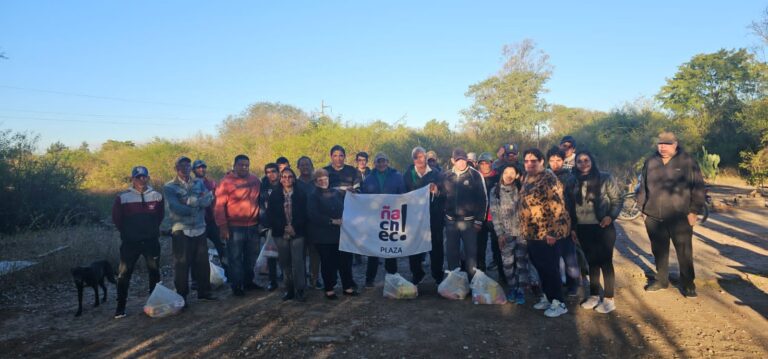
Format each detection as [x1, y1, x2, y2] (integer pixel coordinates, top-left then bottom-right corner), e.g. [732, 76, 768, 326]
[581, 295, 600, 309]
[544, 299, 568, 317]
[533, 295, 550, 310]
[595, 298, 616, 314]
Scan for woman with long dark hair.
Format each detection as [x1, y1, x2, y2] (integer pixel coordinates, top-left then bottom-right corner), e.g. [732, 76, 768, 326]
[490, 164, 536, 304]
[518, 148, 571, 318]
[571, 151, 622, 313]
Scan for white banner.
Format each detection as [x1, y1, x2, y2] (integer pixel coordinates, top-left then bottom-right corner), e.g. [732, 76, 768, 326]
[339, 186, 432, 258]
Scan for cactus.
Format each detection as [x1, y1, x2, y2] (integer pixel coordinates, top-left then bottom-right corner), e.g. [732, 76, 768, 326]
[698, 146, 720, 180]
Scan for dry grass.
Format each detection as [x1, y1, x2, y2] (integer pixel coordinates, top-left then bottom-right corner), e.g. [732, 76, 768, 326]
[710, 169, 749, 188]
[0, 225, 120, 290]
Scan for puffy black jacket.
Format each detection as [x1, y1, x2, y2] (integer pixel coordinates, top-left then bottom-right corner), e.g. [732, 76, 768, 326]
[572, 172, 624, 222]
[307, 187, 345, 244]
[439, 167, 487, 222]
[636, 149, 705, 220]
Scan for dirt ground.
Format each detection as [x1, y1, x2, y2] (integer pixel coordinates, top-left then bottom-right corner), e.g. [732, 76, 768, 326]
[0, 185, 767, 358]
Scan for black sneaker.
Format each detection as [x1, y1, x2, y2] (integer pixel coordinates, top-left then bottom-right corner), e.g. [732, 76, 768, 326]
[198, 293, 218, 301]
[682, 287, 698, 298]
[114, 308, 126, 319]
[267, 282, 279, 292]
[232, 287, 245, 297]
[644, 281, 669, 292]
[411, 273, 425, 286]
[295, 290, 306, 302]
[281, 291, 295, 301]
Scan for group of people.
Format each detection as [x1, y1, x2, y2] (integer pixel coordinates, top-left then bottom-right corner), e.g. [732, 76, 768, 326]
[110, 131, 706, 319]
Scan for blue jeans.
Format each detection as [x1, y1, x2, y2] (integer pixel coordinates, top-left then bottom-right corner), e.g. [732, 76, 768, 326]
[227, 225, 260, 290]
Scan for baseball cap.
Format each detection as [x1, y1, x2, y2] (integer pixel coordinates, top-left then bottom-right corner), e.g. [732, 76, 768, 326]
[374, 152, 389, 162]
[467, 152, 477, 162]
[131, 166, 149, 178]
[560, 135, 576, 147]
[426, 150, 438, 161]
[192, 159, 207, 169]
[504, 143, 519, 154]
[478, 152, 494, 163]
[657, 131, 678, 145]
[452, 148, 468, 161]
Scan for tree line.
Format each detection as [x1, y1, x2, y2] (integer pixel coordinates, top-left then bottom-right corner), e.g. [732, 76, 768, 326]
[2, 42, 767, 234]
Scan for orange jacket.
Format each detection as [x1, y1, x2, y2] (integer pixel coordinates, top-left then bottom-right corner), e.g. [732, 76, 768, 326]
[214, 172, 261, 229]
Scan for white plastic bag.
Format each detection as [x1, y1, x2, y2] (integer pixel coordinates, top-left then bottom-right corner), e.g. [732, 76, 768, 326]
[383, 273, 418, 299]
[438, 268, 470, 300]
[143, 283, 185, 318]
[470, 269, 507, 305]
[262, 235, 279, 258]
[210, 261, 227, 288]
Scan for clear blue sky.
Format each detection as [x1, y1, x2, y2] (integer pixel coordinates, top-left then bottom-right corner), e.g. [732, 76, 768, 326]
[0, 1, 764, 149]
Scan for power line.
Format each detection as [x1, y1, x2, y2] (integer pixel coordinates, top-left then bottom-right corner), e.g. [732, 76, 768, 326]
[0, 107, 210, 122]
[0, 84, 229, 111]
[0, 115, 180, 127]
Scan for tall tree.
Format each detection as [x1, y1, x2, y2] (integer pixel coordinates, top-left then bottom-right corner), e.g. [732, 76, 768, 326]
[657, 48, 768, 164]
[462, 40, 552, 141]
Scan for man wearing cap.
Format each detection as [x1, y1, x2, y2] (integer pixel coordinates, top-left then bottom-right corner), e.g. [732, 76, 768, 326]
[636, 131, 705, 297]
[476, 152, 505, 283]
[215, 154, 261, 296]
[164, 156, 217, 304]
[192, 159, 227, 272]
[112, 166, 164, 318]
[403, 146, 445, 284]
[559, 136, 577, 171]
[439, 148, 488, 277]
[426, 150, 442, 172]
[259, 162, 282, 291]
[361, 152, 407, 286]
[493, 144, 522, 174]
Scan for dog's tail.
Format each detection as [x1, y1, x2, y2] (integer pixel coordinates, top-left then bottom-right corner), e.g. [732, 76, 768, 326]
[104, 261, 117, 284]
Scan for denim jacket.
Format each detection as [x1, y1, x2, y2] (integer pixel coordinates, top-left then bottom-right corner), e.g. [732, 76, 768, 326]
[164, 176, 213, 233]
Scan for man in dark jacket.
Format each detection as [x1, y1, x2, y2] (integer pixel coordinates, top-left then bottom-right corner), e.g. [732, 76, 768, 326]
[324, 145, 362, 194]
[439, 148, 488, 277]
[112, 166, 164, 319]
[403, 147, 445, 283]
[636, 132, 705, 297]
[259, 162, 281, 291]
[362, 152, 408, 286]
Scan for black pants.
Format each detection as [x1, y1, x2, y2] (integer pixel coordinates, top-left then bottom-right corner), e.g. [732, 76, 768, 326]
[116, 239, 161, 309]
[426, 220, 445, 282]
[316, 243, 356, 291]
[645, 215, 696, 289]
[477, 221, 505, 282]
[205, 220, 227, 269]
[172, 231, 211, 298]
[576, 224, 616, 298]
[528, 239, 564, 302]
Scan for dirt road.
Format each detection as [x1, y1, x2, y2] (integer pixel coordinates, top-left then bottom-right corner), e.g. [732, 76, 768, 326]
[1, 201, 766, 358]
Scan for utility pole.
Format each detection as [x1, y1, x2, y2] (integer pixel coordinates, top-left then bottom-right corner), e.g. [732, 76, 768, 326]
[321, 100, 332, 116]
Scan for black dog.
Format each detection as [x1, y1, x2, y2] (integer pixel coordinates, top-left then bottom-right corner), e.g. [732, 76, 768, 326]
[71, 260, 116, 317]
